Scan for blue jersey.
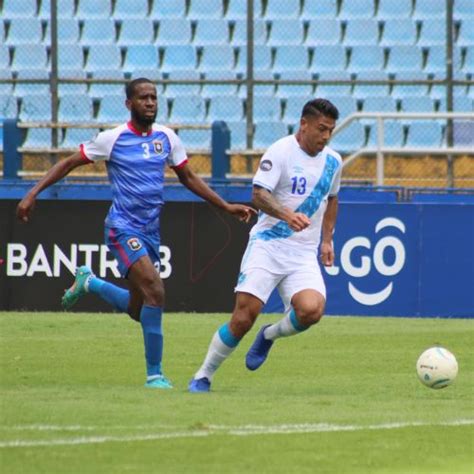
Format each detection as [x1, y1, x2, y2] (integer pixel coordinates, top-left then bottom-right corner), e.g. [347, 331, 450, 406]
[81, 121, 187, 231]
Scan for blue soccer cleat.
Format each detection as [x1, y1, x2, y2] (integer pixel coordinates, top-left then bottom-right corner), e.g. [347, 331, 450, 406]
[188, 377, 211, 393]
[145, 375, 173, 389]
[245, 324, 274, 371]
[61, 265, 93, 310]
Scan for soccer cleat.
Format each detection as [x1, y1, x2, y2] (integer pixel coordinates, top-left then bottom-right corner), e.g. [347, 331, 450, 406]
[188, 377, 211, 393]
[245, 324, 274, 371]
[61, 265, 93, 310]
[145, 375, 173, 389]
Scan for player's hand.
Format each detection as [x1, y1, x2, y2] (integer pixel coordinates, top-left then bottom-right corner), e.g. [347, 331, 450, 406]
[287, 212, 311, 232]
[226, 204, 257, 223]
[320, 240, 335, 266]
[16, 194, 36, 223]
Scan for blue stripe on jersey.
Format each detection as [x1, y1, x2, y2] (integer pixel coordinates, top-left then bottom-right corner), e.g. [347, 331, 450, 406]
[255, 154, 339, 241]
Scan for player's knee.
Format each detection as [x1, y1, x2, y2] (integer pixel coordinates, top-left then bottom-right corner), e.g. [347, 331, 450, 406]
[295, 302, 325, 326]
[230, 312, 255, 338]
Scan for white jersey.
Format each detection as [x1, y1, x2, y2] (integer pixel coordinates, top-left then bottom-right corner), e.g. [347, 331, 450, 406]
[250, 135, 342, 251]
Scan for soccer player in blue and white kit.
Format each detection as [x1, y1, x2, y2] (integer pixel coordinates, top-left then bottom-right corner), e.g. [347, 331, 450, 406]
[189, 99, 341, 392]
[17, 78, 255, 389]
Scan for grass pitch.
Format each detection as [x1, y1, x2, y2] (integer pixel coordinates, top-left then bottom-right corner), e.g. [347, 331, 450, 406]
[1, 312, 473, 474]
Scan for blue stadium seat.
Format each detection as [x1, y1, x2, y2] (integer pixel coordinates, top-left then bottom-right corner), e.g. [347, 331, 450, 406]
[391, 72, 430, 98]
[193, 19, 230, 45]
[301, 0, 338, 20]
[201, 71, 240, 98]
[456, 19, 474, 46]
[207, 95, 244, 121]
[366, 121, 405, 148]
[5, 18, 43, 45]
[231, 20, 267, 45]
[22, 129, 52, 148]
[361, 96, 398, 113]
[412, 0, 446, 19]
[114, 0, 149, 19]
[315, 71, 352, 97]
[305, 19, 341, 45]
[156, 96, 169, 122]
[58, 70, 88, 97]
[20, 95, 52, 121]
[76, 0, 112, 18]
[150, 0, 186, 19]
[122, 45, 158, 73]
[2, 0, 37, 19]
[385, 46, 423, 73]
[330, 122, 366, 153]
[352, 71, 391, 98]
[236, 45, 272, 73]
[12, 45, 48, 72]
[0, 94, 18, 118]
[0, 21, 4, 43]
[80, 19, 117, 45]
[276, 70, 313, 98]
[61, 128, 100, 148]
[453, 121, 474, 146]
[187, 0, 224, 19]
[59, 95, 94, 122]
[405, 121, 443, 148]
[252, 95, 282, 121]
[254, 121, 289, 148]
[418, 19, 446, 46]
[310, 45, 347, 73]
[96, 95, 130, 122]
[178, 129, 211, 149]
[454, 0, 474, 19]
[267, 19, 304, 45]
[164, 71, 202, 98]
[330, 96, 358, 121]
[463, 47, 474, 73]
[156, 19, 192, 45]
[347, 45, 385, 73]
[343, 19, 380, 45]
[424, 45, 462, 74]
[380, 19, 417, 46]
[226, 0, 263, 19]
[14, 70, 50, 97]
[264, 0, 300, 19]
[0, 71, 13, 95]
[85, 45, 122, 72]
[239, 70, 276, 97]
[117, 19, 155, 45]
[0, 46, 11, 69]
[58, 44, 84, 71]
[160, 45, 198, 72]
[283, 95, 309, 124]
[226, 121, 247, 149]
[339, 0, 375, 20]
[273, 45, 309, 72]
[437, 96, 474, 112]
[399, 96, 435, 112]
[89, 70, 126, 99]
[44, 18, 80, 44]
[199, 45, 235, 72]
[39, 0, 75, 19]
[168, 95, 207, 123]
[430, 72, 468, 99]
[377, 0, 413, 19]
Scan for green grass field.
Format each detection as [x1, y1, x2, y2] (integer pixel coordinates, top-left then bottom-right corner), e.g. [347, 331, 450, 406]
[1, 312, 473, 474]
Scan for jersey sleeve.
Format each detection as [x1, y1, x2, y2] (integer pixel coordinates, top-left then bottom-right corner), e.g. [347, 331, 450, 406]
[81, 129, 116, 162]
[252, 147, 282, 192]
[329, 160, 342, 196]
[167, 129, 188, 168]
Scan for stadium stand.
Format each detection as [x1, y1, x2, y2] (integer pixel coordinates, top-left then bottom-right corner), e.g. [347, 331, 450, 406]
[76, 0, 112, 19]
[38, 0, 75, 18]
[44, 18, 80, 45]
[80, 19, 117, 46]
[5, 18, 43, 45]
[2, 0, 37, 19]
[117, 19, 155, 46]
[113, 0, 149, 19]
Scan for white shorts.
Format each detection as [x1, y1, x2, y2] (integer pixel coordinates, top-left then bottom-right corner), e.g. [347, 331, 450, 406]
[234, 239, 326, 312]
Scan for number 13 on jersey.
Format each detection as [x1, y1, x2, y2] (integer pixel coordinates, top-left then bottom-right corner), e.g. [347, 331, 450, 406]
[291, 176, 307, 195]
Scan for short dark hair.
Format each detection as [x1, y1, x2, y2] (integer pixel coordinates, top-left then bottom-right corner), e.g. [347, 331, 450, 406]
[125, 78, 155, 99]
[301, 98, 339, 121]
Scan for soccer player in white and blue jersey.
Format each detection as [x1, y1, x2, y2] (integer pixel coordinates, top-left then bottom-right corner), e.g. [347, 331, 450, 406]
[189, 99, 341, 392]
[17, 78, 255, 389]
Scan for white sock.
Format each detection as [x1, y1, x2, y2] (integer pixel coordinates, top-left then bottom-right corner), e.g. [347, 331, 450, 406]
[264, 309, 308, 341]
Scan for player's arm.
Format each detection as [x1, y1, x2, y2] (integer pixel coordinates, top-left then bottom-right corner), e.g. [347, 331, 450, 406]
[252, 185, 310, 232]
[320, 195, 338, 266]
[16, 152, 89, 223]
[173, 163, 256, 222]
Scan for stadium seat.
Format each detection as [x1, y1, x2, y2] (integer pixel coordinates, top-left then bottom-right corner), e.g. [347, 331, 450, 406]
[347, 45, 385, 73]
[178, 129, 211, 149]
[301, 0, 338, 20]
[366, 121, 405, 148]
[61, 128, 100, 148]
[283, 95, 309, 124]
[80, 18, 117, 45]
[44, 18, 81, 45]
[343, 19, 380, 45]
[85, 45, 122, 72]
[254, 121, 289, 148]
[122, 45, 158, 73]
[264, 0, 300, 19]
[315, 71, 353, 97]
[0, 94, 18, 119]
[117, 19, 155, 45]
[114, 0, 149, 19]
[429, 72, 468, 99]
[453, 121, 474, 146]
[58, 70, 88, 97]
[361, 96, 398, 113]
[391, 72, 430, 98]
[456, 19, 474, 46]
[199, 45, 236, 72]
[22, 129, 52, 148]
[380, 19, 417, 46]
[418, 19, 447, 46]
[276, 70, 314, 98]
[160, 45, 198, 72]
[330, 122, 366, 153]
[168, 95, 207, 123]
[0, 21, 4, 43]
[193, 19, 230, 45]
[273, 45, 309, 72]
[14, 70, 50, 97]
[19, 95, 52, 121]
[226, 121, 247, 149]
[405, 121, 444, 148]
[59, 95, 94, 122]
[5, 18, 43, 45]
[0, 71, 13, 95]
[330, 96, 358, 121]
[39, 0, 75, 19]
[236, 45, 272, 73]
[339, 0, 375, 20]
[226, 0, 263, 19]
[156, 19, 192, 45]
[424, 45, 462, 74]
[385, 46, 423, 73]
[239, 70, 276, 97]
[156, 96, 169, 122]
[150, 0, 186, 19]
[310, 45, 347, 73]
[352, 71, 391, 98]
[11, 45, 48, 72]
[207, 95, 244, 121]
[304, 19, 341, 45]
[96, 95, 130, 122]
[377, 0, 413, 19]
[267, 19, 304, 46]
[252, 95, 282, 121]
[187, 0, 224, 19]
[454, 0, 474, 19]
[231, 19, 267, 45]
[89, 70, 126, 99]
[399, 95, 436, 112]
[164, 71, 202, 98]
[0, 46, 11, 69]
[58, 44, 84, 71]
[412, 0, 446, 19]
[462, 47, 474, 73]
[2, 0, 37, 19]
[76, 0, 112, 18]
[437, 96, 474, 112]
[201, 71, 240, 98]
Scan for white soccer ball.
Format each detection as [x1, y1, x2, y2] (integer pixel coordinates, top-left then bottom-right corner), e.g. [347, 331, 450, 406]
[416, 346, 458, 389]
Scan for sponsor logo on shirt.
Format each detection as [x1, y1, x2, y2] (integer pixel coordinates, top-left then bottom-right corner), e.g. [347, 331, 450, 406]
[260, 159, 273, 171]
[127, 238, 142, 251]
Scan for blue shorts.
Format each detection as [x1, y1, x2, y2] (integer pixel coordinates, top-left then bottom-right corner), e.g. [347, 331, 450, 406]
[105, 226, 161, 278]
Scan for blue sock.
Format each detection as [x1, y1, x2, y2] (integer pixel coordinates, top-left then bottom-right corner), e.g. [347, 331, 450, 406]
[88, 277, 129, 313]
[217, 322, 241, 348]
[140, 305, 163, 379]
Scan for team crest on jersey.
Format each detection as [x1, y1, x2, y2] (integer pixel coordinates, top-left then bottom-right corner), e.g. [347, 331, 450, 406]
[260, 159, 273, 171]
[153, 140, 163, 154]
[127, 238, 142, 251]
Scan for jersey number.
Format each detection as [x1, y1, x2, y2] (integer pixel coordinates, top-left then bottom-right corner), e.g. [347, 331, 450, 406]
[291, 176, 307, 195]
[142, 143, 150, 159]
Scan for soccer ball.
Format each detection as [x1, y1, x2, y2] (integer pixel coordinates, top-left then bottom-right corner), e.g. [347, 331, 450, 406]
[416, 346, 458, 389]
